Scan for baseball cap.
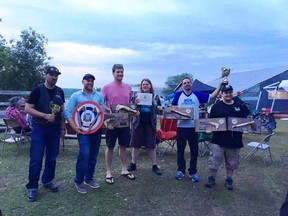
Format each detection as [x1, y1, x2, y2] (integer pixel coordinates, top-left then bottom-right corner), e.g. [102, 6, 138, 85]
[221, 85, 233, 93]
[83, 74, 95, 80]
[45, 66, 61, 75]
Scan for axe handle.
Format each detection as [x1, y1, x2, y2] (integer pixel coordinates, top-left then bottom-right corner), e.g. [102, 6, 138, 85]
[232, 120, 255, 128]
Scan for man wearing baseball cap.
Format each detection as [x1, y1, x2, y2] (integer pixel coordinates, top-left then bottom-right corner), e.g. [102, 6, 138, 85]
[25, 66, 65, 201]
[204, 84, 250, 190]
[65, 73, 105, 194]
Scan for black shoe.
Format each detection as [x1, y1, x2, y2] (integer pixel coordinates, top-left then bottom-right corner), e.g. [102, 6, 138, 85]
[225, 177, 234, 190]
[27, 189, 37, 202]
[152, 165, 162, 175]
[44, 182, 58, 192]
[127, 163, 137, 172]
[204, 176, 216, 188]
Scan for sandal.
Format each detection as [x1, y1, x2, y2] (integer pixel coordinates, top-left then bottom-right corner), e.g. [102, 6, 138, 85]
[121, 172, 136, 180]
[105, 177, 114, 184]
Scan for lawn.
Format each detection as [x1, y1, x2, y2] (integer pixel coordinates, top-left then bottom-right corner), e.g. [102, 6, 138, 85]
[0, 120, 288, 216]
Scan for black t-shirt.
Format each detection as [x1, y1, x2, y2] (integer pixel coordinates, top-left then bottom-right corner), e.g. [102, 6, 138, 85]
[209, 100, 250, 148]
[27, 85, 65, 106]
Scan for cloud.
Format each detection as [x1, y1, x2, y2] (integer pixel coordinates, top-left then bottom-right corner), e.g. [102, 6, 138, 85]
[47, 42, 139, 66]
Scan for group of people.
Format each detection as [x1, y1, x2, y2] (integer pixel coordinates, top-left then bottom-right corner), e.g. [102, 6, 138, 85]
[7, 64, 253, 202]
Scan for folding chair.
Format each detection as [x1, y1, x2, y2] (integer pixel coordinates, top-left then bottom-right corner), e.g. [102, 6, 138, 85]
[156, 117, 177, 156]
[243, 132, 274, 165]
[198, 132, 212, 157]
[1, 118, 31, 155]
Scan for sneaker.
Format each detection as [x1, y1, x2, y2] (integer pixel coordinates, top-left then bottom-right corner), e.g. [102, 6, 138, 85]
[84, 180, 100, 189]
[190, 174, 199, 182]
[204, 176, 216, 188]
[27, 189, 37, 202]
[127, 162, 137, 172]
[225, 177, 234, 190]
[152, 165, 162, 175]
[75, 182, 87, 194]
[175, 171, 185, 180]
[43, 182, 58, 192]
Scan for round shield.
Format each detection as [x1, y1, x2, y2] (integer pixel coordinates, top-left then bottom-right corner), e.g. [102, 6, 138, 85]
[72, 101, 104, 134]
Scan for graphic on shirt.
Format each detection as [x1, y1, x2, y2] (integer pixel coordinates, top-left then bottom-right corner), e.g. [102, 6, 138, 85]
[234, 107, 240, 112]
[72, 101, 104, 134]
[182, 98, 195, 106]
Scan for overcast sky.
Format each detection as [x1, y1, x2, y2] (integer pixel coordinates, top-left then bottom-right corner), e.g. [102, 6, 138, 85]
[1, 0, 288, 89]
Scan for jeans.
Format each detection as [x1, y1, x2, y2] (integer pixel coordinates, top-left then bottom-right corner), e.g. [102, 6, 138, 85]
[26, 124, 61, 189]
[74, 129, 102, 184]
[176, 127, 198, 175]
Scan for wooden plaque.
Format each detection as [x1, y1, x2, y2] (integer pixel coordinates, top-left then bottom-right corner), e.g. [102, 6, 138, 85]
[163, 107, 193, 120]
[110, 104, 138, 115]
[227, 117, 261, 133]
[102, 113, 130, 128]
[195, 118, 227, 132]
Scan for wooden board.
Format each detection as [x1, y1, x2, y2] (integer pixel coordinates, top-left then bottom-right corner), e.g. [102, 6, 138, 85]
[195, 118, 227, 132]
[227, 117, 261, 133]
[163, 107, 193, 120]
[102, 113, 130, 128]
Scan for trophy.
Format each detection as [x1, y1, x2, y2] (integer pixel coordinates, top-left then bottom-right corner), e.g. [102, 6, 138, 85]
[50, 101, 63, 116]
[221, 67, 231, 85]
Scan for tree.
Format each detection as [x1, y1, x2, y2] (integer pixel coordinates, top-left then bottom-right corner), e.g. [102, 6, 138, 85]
[0, 27, 51, 90]
[162, 72, 193, 94]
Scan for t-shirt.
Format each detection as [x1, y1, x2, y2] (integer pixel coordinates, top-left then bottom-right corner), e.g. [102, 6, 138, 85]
[210, 100, 250, 148]
[101, 81, 132, 111]
[172, 91, 210, 128]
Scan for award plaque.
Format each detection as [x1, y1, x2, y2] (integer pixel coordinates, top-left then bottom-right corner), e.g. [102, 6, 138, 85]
[227, 117, 261, 133]
[195, 118, 227, 133]
[72, 101, 104, 134]
[110, 104, 139, 115]
[102, 113, 130, 128]
[163, 107, 193, 120]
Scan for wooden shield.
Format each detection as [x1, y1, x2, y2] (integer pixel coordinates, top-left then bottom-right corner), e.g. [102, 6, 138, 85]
[72, 101, 104, 134]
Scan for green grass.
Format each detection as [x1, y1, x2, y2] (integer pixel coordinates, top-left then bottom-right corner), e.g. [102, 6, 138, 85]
[1, 120, 288, 216]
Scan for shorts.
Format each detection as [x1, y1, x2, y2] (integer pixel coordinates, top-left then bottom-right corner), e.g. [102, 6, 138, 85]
[130, 123, 156, 149]
[105, 127, 130, 149]
[208, 143, 240, 170]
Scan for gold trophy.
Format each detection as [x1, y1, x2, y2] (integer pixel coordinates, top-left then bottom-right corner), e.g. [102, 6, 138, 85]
[49, 101, 63, 122]
[221, 67, 231, 85]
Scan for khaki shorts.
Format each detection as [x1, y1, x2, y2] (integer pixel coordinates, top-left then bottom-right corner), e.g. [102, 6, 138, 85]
[208, 143, 240, 170]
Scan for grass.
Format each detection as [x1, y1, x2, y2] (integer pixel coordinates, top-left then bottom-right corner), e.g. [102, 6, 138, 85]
[1, 120, 288, 216]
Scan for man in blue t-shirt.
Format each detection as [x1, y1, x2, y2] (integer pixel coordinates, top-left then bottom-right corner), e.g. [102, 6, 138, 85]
[172, 77, 224, 182]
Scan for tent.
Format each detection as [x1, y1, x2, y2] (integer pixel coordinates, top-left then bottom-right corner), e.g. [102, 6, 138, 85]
[165, 79, 216, 99]
[256, 80, 288, 113]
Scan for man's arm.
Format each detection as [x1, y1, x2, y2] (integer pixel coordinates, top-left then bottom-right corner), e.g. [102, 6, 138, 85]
[210, 79, 225, 99]
[25, 103, 55, 122]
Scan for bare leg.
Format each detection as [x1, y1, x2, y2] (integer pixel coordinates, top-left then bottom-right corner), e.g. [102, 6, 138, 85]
[119, 146, 129, 174]
[149, 148, 157, 166]
[105, 147, 114, 177]
[131, 148, 140, 164]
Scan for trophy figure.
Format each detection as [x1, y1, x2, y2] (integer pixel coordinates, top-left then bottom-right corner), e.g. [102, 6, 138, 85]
[221, 67, 231, 85]
[49, 101, 63, 122]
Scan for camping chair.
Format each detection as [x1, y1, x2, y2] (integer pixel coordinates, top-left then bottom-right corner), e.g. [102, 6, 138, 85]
[243, 132, 274, 165]
[198, 132, 212, 157]
[156, 117, 177, 156]
[1, 118, 31, 155]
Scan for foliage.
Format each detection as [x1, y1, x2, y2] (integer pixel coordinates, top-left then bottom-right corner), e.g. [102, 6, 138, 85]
[0, 27, 51, 90]
[162, 72, 193, 94]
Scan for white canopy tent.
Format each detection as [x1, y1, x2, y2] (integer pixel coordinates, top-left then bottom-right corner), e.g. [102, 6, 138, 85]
[256, 80, 288, 112]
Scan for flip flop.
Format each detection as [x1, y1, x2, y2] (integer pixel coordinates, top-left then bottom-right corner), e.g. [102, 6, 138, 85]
[121, 172, 136, 180]
[105, 177, 114, 184]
